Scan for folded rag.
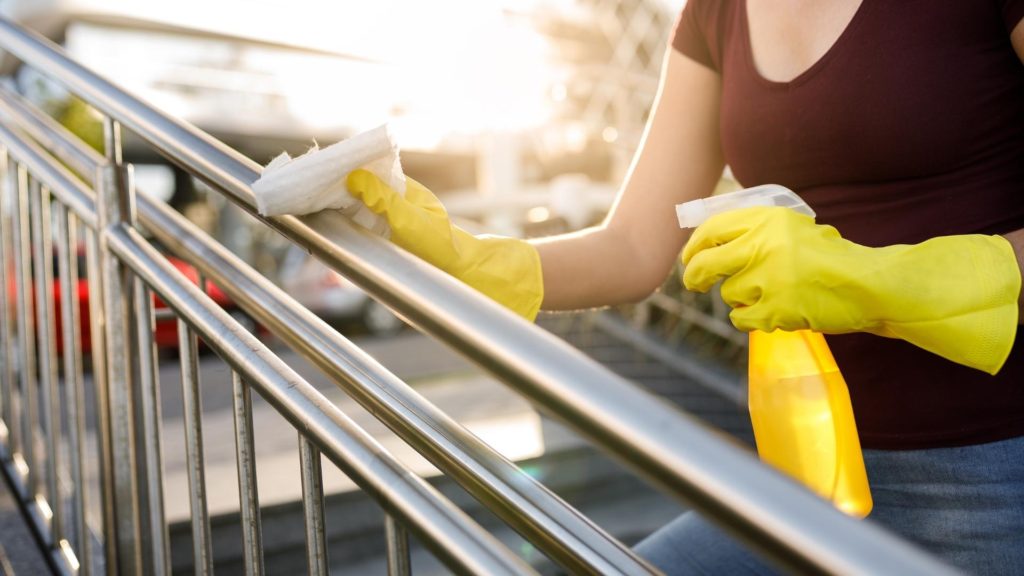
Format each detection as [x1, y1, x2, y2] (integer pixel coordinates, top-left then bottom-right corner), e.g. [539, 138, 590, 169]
[251, 124, 405, 236]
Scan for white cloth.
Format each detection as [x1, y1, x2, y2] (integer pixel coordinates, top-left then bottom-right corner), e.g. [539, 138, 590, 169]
[251, 124, 405, 236]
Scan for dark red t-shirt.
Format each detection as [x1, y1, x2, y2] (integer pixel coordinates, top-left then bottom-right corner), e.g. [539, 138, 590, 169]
[673, 0, 1024, 449]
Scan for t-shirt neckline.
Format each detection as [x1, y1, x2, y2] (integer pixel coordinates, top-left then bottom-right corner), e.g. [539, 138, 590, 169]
[740, 0, 872, 89]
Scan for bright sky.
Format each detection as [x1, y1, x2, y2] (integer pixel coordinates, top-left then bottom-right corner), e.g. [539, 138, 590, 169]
[15, 0, 685, 146]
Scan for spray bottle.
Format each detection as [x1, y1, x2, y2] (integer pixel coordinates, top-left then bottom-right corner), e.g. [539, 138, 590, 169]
[677, 185, 872, 517]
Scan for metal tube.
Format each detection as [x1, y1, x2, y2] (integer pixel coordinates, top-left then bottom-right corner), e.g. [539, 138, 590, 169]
[0, 88, 557, 569]
[385, 515, 411, 576]
[178, 320, 212, 576]
[0, 86, 100, 180]
[0, 73, 655, 569]
[31, 180, 62, 544]
[152, 308, 175, 322]
[137, 188, 653, 576]
[0, 151, 20, 460]
[0, 92, 652, 574]
[85, 227, 117, 574]
[133, 278, 170, 576]
[96, 114, 171, 576]
[0, 20, 260, 211]
[0, 20, 959, 574]
[56, 207, 91, 575]
[0, 150, 8, 435]
[231, 371, 264, 576]
[15, 174, 81, 575]
[298, 437, 328, 576]
[11, 164, 38, 497]
[106, 224, 537, 576]
[0, 107, 119, 572]
[282, 214, 968, 576]
[0, 122, 97, 231]
[97, 117, 142, 576]
[0, 152, 5, 424]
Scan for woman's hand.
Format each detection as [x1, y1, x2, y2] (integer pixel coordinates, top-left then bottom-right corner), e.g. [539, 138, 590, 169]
[346, 169, 544, 320]
[682, 206, 1021, 374]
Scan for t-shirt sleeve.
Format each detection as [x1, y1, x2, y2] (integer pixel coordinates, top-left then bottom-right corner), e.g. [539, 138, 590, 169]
[670, 1, 716, 70]
[670, 0, 731, 72]
[1000, 0, 1024, 33]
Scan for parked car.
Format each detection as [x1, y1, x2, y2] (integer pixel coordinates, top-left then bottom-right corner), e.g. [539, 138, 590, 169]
[278, 245, 405, 336]
[6, 249, 253, 355]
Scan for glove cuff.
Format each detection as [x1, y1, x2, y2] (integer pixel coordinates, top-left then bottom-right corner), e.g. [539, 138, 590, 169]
[460, 235, 545, 322]
[963, 235, 1020, 374]
[879, 235, 1020, 374]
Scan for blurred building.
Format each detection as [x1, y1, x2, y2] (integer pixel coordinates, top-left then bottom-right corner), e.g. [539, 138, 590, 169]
[0, 0, 684, 260]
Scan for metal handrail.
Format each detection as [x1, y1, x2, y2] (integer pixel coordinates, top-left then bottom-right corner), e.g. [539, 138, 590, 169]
[0, 16, 960, 576]
[0, 103, 537, 576]
[106, 223, 537, 576]
[0, 80, 653, 575]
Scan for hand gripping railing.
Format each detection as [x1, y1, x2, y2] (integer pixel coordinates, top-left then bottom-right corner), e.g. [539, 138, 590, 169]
[0, 16, 960, 576]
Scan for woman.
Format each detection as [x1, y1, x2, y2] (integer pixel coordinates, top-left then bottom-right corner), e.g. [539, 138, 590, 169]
[344, 1, 1024, 573]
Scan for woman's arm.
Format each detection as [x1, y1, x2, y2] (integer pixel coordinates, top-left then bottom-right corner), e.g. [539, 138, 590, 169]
[533, 49, 726, 311]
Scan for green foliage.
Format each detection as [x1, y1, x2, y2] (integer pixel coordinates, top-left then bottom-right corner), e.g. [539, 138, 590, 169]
[54, 97, 104, 154]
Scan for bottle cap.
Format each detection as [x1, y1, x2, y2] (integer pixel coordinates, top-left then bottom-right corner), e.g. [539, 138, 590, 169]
[676, 200, 708, 229]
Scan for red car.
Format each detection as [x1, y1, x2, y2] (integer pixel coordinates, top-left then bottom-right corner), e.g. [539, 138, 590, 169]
[7, 250, 250, 355]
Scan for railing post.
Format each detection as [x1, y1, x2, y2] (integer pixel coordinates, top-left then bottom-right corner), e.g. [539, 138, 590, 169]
[385, 515, 411, 576]
[0, 150, 18, 461]
[298, 437, 329, 576]
[231, 371, 264, 576]
[85, 223, 117, 575]
[29, 179, 61, 543]
[55, 205, 91, 574]
[179, 319, 212, 575]
[97, 116, 167, 573]
[11, 163, 38, 497]
[96, 117, 145, 576]
[133, 272, 169, 575]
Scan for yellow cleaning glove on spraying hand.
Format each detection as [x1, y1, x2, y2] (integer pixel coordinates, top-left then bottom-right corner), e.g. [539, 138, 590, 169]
[681, 207, 1021, 374]
[346, 169, 544, 321]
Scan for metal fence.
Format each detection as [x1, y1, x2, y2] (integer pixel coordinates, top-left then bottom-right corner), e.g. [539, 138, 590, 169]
[0, 18, 959, 576]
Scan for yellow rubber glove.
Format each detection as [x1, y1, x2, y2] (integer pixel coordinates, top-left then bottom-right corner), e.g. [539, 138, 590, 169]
[681, 207, 1021, 374]
[345, 169, 544, 321]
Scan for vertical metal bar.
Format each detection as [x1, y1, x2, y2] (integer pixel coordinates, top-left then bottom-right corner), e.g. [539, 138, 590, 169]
[0, 149, 8, 442]
[85, 227, 117, 574]
[178, 320, 212, 576]
[12, 165, 38, 497]
[56, 206, 90, 575]
[98, 116, 168, 575]
[298, 437, 328, 576]
[231, 371, 263, 576]
[31, 180, 62, 543]
[0, 151, 17, 457]
[97, 117, 142, 576]
[385, 515, 411, 576]
[133, 278, 169, 576]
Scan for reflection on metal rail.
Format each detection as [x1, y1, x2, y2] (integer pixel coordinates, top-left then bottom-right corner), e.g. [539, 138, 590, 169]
[0, 16, 959, 576]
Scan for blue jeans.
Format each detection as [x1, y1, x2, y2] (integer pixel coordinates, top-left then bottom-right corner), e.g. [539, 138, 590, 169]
[635, 435, 1024, 575]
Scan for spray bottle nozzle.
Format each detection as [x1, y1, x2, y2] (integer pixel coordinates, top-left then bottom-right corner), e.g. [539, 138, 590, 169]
[676, 184, 815, 229]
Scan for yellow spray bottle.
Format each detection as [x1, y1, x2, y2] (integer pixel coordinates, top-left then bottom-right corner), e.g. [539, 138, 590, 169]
[677, 185, 872, 517]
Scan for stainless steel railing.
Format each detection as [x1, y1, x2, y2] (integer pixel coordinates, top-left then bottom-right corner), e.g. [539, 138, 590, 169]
[0, 79, 651, 576]
[0, 16, 960, 576]
[0, 93, 538, 576]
